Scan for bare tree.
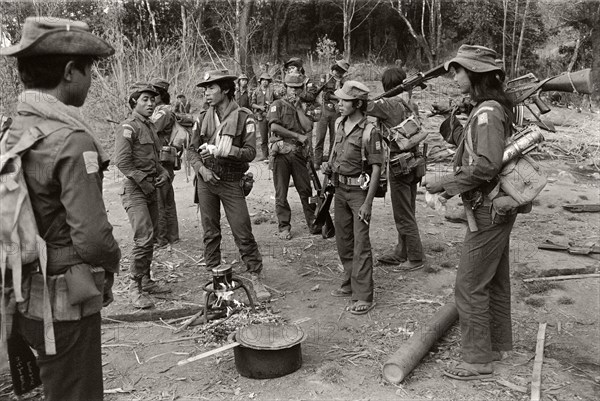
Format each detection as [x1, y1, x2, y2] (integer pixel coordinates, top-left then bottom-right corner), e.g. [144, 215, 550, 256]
[514, 0, 530, 76]
[389, 0, 435, 68]
[333, 0, 381, 61]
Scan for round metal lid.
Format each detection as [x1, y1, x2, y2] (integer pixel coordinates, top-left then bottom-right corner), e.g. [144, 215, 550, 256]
[236, 324, 305, 350]
[212, 265, 232, 276]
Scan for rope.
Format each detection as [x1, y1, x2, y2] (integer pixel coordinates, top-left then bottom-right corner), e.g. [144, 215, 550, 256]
[567, 72, 579, 94]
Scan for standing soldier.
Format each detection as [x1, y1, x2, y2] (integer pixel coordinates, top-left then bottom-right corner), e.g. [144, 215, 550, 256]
[283, 57, 318, 104]
[0, 17, 120, 400]
[367, 67, 425, 271]
[115, 82, 171, 309]
[174, 94, 191, 113]
[322, 81, 383, 315]
[251, 72, 274, 162]
[314, 59, 350, 170]
[187, 70, 270, 302]
[150, 78, 180, 250]
[267, 73, 321, 240]
[236, 74, 251, 109]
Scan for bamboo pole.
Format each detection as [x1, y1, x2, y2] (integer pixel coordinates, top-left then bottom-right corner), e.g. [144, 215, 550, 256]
[530, 323, 547, 401]
[523, 273, 600, 283]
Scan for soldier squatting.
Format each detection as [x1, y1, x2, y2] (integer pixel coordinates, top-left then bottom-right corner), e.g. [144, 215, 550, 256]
[0, 14, 558, 400]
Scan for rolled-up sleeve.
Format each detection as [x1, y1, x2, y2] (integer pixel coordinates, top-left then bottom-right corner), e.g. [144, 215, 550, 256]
[56, 132, 121, 272]
[366, 126, 384, 166]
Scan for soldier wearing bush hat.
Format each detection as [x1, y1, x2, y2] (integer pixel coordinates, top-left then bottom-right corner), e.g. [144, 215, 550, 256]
[266, 73, 321, 240]
[283, 57, 318, 105]
[315, 59, 351, 169]
[236, 73, 251, 109]
[251, 72, 275, 161]
[116, 81, 170, 310]
[425, 43, 517, 381]
[150, 77, 181, 252]
[1, 16, 120, 401]
[188, 69, 271, 302]
[322, 79, 382, 316]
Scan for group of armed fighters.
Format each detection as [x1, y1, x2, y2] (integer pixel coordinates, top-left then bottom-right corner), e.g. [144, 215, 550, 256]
[1, 14, 564, 400]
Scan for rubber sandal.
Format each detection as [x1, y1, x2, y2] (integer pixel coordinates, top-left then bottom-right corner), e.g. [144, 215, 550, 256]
[330, 288, 351, 297]
[349, 301, 376, 315]
[442, 363, 493, 381]
[278, 229, 292, 240]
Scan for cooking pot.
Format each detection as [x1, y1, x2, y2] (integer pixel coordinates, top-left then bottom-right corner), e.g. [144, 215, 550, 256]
[231, 323, 305, 379]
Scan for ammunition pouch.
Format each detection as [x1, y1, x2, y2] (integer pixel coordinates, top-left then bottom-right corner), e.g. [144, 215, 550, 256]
[389, 152, 426, 179]
[18, 264, 104, 322]
[240, 173, 255, 196]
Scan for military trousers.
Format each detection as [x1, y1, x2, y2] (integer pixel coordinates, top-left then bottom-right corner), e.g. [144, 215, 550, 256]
[455, 203, 516, 364]
[315, 108, 339, 166]
[16, 312, 103, 401]
[388, 169, 424, 262]
[121, 179, 158, 280]
[334, 184, 374, 303]
[156, 163, 180, 246]
[272, 150, 316, 232]
[196, 176, 263, 273]
[257, 118, 269, 159]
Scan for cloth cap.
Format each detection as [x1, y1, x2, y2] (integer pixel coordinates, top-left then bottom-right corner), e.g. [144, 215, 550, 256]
[238, 74, 249, 81]
[0, 16, 114, 58]
[334, 80, 370, 100]
[284, 73, 305, 88]
[196, 69, 238, 87]
[332, 59, 350, 72]
[284, 57, 303, 69]
[150, 78, 170, 91]
[258, 72, 273, 82]
[444, 44, 504, 78]
[129, 82, 158, 98]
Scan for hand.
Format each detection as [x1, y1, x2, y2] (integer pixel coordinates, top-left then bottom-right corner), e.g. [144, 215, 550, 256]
[102, 272, 114, 307]
[425, 178, 444, 194]
[358, 202, 372, 224]
[296, 133, 309, 146]
[199, 166, 220, 185]
[321, 162, 332, 175]
[139, 179, 155, 195]
[155, 172, 170, 187]
[200, 143, 217, 156]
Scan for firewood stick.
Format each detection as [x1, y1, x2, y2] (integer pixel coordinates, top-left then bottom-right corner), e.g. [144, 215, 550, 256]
[531, 323, 547, 401]
[523, 273, 599, 283]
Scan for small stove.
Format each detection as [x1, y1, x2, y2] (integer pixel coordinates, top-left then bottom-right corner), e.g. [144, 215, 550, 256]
[202, 265, 255, 323]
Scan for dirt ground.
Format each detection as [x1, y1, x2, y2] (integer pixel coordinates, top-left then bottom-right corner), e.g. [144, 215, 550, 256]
[2, 86, 599, 401]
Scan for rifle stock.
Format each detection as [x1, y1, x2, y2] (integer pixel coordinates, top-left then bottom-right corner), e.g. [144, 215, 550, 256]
[373, 64, 447, 101]
[307, 161, 335, 238]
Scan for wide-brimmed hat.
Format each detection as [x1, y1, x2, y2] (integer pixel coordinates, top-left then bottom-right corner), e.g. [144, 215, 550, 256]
[334, 80, 369, 101]
[238, 74, 249, 81]
[332, 59, 350, 72]
[284, 73, 304, 88]
[0, 16, 114, 58]
[150, 78, 170, 91]
[196, 69, 238, 87]
[129, 82, 158, 98]
[284, 57, 303, 70]
[444, 44, 504, 78]
[258, 72, 273, 82]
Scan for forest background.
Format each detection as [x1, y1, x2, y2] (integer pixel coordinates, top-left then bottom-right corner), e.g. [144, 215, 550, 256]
[0, 0, 598, 147]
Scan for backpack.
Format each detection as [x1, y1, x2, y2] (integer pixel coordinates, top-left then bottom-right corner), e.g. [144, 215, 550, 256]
[1, 122, 57, 359]
[361, 123, 388, 198]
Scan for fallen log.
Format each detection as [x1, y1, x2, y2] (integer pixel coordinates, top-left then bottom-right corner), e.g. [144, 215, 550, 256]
[102, 306, 201, 324]
[382, 302, 458, 384]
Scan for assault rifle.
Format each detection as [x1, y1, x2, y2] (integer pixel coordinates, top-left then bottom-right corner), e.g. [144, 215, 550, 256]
[372, 64, 447, 101]
[506, 68, 593, 131]
[308, 161, 335, 238]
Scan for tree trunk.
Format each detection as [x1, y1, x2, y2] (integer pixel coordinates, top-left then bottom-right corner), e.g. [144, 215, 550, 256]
[392, 0, 434, 68]
[238, 0, 254, 76]
[144, 0, 158, 45]
[502, 0, 508, 72]
[270, 1, 293, 60]
[514, 0, 530, 76]
[567, 33, 582, 72]
[343, 0, 354, 61]
[510, 0, 520, 75]
[435, 0, 442, 64]
[592, 11, 600, 105]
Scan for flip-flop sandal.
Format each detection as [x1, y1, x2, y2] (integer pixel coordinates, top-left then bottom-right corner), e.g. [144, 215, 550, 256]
[278, 230, 292, 240]
[330, 288, 352, 297]
[349, 301, 376, 315]
[442, 364, 493, 381]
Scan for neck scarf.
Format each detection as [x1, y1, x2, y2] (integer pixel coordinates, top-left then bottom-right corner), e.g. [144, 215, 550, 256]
[201, 100, 240, 157]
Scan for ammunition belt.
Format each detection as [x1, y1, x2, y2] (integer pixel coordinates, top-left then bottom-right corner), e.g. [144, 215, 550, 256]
[203, 158, 246, 182]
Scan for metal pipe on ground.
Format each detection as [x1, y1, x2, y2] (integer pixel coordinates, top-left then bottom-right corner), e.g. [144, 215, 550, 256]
[382, 302, 458, 384]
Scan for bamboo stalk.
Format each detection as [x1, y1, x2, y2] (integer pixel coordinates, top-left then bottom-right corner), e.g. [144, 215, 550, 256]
[523, 273, 600, 283]
[531, 323, 547, 401]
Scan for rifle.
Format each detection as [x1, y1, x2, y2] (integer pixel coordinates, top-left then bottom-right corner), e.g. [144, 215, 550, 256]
[506, 68, 593, 130]
[307, 161, 335, 238]
[373, 64, 447, 101]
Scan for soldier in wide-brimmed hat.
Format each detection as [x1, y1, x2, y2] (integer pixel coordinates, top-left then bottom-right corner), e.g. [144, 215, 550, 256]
[188, 69, 271, 302]
[1, 16, 120, 401]
[424, 44, 516, 381]
[251, 72, 274, 161]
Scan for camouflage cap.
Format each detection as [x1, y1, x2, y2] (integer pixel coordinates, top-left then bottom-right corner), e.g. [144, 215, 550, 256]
[0, 16, 114, 58]
[444, 44, 504, 79]
[129, 82, 158, 98]
[150, 78, 170, 91]
[258, 72, 273, 82]
[332, 59, 350, 72]
[284, 73, 305, 88]
[196, 69, 238, 87]
[284, 57, 303, 69]
[334, 80, 370, 101]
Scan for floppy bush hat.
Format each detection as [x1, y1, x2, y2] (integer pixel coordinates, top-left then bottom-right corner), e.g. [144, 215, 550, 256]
[332, 59, 350, 72]
[258, 73, 273, 82]
[444, 44, 504, 79]
[334, 80, 370, 100]
[284, 57, 303, 69]
[0, 16, 114, 58]
[284, 73, 305, 88]
[197, 69, 238, 87]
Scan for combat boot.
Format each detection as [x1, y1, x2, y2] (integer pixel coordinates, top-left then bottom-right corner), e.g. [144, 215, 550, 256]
[141, 275, 171, 294]
[129, 280, 154, 309]
[250, 272, 271, 302]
